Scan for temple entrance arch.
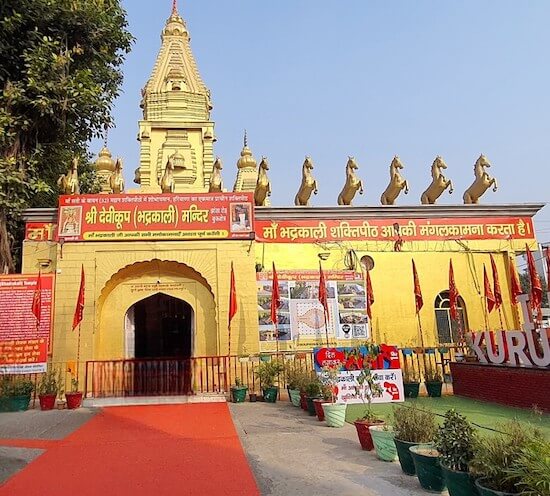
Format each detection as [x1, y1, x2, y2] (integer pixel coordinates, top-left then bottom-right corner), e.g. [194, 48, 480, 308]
[125, 293, 194, 359]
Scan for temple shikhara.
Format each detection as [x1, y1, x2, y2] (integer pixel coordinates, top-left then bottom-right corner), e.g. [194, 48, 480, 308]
[2, 3, 546, 401]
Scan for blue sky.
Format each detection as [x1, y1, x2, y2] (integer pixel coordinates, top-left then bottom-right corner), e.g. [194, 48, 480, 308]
[95, 1, 550, 241]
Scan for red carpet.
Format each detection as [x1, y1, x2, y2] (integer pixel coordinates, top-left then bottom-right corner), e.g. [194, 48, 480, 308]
[0, 403, 260, 496]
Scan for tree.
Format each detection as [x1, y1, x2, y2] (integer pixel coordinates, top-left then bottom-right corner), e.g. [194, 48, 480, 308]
[0, 0, 133, 272]
[519, 271, 549, 308]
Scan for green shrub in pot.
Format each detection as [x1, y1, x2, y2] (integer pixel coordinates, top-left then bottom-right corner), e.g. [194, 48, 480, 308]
[434, 409, 477, 496]
[393, 403, 436, 475]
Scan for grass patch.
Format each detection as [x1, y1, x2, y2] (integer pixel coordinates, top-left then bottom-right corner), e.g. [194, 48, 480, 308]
[345, 396, 550, 438]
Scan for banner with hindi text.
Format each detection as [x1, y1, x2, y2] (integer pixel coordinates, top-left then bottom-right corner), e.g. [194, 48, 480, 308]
[58, 192, 254, 242]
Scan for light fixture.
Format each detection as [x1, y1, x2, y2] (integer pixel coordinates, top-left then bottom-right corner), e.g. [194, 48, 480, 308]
[317, 252, 330, 261]
[37, 258, 52, 269]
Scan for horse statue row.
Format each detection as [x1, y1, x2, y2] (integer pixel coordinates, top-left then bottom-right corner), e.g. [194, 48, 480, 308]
[254, 157, 271, 206]
[57, 157, 80, 195]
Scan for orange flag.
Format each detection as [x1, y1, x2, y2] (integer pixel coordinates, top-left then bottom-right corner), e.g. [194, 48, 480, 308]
[412, 259, 423, 313]
[72, 265, 85, 330]
[448, 260, 459, 321]
[365, 269, 374, 320]
[484, 265, 496, 313]
[318, 261, 329, 318]
[490, 254, 502, 310]
[228, 262, 237, 326]
[31, 271, 42, 325]
[525, 244, 542, 314]
[270, 262, 280, 327]
[509, 257, 523, 305]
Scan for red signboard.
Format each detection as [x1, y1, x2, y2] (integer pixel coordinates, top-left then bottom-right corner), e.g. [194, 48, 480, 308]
[256, 217, 534, 243]
[25, 222, 58, 241]
[0, 274, 55, 374]
[57, 192, 255, 241]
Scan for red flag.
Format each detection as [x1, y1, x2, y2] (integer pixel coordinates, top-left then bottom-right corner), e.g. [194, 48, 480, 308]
[270, 262, 280, 326]
[412, 259, 423, 313]
[526, 244, 542, 313]
[72, 265, 85, 330]
[509, 258, 523, 305]
[365, 269, 374, 320]
[545, 247, 550, 296]
[448, 260, 459, 321]
[32, 271, 42, 324]
[228, 262, 237, 326]
[318, 261, 329, 317]
[490, 254, 502, 310]
[484, 264, 496, 313]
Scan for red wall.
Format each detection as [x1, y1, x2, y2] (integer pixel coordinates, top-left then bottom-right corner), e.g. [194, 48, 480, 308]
[451, 362, 550, 413]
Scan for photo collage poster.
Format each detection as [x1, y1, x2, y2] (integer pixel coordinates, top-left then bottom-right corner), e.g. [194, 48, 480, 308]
[256, 270, 369, 346]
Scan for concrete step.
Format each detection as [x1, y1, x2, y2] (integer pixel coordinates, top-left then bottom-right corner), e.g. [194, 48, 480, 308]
[83, 393, 227, 408]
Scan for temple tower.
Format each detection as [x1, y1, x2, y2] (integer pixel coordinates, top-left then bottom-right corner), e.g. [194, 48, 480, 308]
[232, 132, 258, 193]
[136, 1, 215, 193]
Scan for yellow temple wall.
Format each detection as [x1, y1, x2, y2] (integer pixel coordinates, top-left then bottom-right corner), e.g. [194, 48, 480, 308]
[257, 239, 526, 351]
[22, 238, 260, 375]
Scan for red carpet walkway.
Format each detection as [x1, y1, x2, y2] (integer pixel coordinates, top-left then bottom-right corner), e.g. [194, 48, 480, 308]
[0, 403, 260, 496]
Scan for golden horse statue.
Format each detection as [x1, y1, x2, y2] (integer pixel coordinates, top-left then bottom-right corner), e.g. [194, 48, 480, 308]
[294, 156, 318, 206]
[421, 156, 454, 204]
[208, 157, 224, 193]
[57, 157, 80, 195]
[109, 158, 125, 194]
[160, 156, 175, 193]
[463, 154, 498, 204]
[254, 157, 271, 206]
[380, 156, 409, 205]
[133, 167, 141, 185]
[337, 157, 363, 206]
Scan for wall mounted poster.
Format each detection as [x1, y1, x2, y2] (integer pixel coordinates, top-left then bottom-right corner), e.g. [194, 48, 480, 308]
[256, 270, 369, 347]
[313, 346, 404, 404]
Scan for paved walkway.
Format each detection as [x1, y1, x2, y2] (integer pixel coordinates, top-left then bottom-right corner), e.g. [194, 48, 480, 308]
[0, 404, 259, 496]
[230, 401, 430, 496]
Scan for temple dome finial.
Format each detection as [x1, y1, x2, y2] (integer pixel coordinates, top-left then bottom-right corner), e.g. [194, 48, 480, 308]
[163, 0, 187, 39]
[237, 130, 257, 170]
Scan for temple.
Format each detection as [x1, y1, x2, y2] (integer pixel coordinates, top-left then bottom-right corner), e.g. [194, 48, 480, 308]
[13, 3, 546, 397]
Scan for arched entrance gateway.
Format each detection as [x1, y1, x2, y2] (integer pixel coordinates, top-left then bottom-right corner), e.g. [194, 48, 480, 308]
[94, 259, 218, 397]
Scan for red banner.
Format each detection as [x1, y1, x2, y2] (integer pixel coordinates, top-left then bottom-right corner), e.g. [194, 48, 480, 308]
[25, 222, 58, 241]
[0, 274, 55, 374]
[57, 192, 255, 241]
[256, 216, 534, 243]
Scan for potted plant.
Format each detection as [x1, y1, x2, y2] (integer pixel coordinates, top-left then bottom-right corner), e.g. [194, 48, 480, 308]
[409, 444, 447, 493]
[470, 420, 544, 496]
[434, 409, 477, 496]
[424, 364, 443, 397]
[37, 368, 64, 411]
[313, 384, 331, 421]
[393, 403, 436, 476]
[319, 365, 346, 428]
[304, 377, 323, 416]
[285, 364, 306, 407]
[369, 420, 398, 462]
[65, 377, 83, 409]
[0, 376, 34, 412]
[255, 360, 284, 403]
[402, 368, 421, 398]
[353, 347, 384, 451]
[230, 377, 248, 403]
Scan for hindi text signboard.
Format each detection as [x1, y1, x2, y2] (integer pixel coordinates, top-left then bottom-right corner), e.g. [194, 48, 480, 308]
[57, 192, 254, 242]
[0, 274, 54, 374]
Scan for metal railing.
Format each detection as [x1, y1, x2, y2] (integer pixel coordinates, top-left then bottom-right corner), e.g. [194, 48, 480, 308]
[0, 346, 469, 401]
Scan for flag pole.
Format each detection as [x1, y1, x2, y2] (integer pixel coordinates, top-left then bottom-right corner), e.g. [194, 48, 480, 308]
[323, 306, 330, 349]
[76, 323, 82, 383]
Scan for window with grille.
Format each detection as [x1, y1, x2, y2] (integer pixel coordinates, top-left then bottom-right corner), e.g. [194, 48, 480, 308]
[434, 291, 468, 344]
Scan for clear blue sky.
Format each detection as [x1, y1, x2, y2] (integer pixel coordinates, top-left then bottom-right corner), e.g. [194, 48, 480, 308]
[94, 0, 550, 241]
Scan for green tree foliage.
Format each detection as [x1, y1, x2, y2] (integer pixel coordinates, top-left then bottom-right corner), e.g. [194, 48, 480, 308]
[0, 0, 133, 271]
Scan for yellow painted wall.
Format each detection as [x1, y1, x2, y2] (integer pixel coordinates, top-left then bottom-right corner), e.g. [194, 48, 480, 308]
[20, 234, 532, 369]
[22, 238, 259, 378]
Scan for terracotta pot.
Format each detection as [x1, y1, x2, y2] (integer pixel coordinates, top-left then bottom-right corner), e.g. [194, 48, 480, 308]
[39, 394, 57, 411]
[65, 392, 83, 409]
[312, 399, 325, 421]
[354, 419, 384, 451]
